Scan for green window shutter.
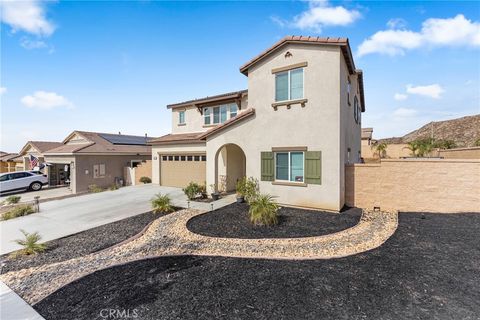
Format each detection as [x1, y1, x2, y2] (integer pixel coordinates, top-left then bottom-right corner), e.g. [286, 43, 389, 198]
[305, 151, 322, 185]
[261, 152, 274, 181]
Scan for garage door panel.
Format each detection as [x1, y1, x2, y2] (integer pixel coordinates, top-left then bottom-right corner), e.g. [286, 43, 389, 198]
[160, 156, 206, 188]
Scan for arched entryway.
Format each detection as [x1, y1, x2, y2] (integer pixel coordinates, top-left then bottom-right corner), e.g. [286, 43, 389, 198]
[214, 144, 246, 192]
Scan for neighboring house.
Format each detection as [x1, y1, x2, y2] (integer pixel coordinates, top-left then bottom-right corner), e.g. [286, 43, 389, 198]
[150, 36, 365, 211]
[0, 153, 22, 173]
[17, 141, 64, 171]
[43, 131, 151, 193]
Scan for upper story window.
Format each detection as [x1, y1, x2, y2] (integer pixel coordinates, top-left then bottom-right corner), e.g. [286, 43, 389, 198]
[204, 103, 238, 125]
[178, 111, 185, 124]
[275, 68, 303, 102]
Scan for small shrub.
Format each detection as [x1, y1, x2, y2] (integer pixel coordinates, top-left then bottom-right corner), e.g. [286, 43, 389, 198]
[88, 184, 104, 193]
[183, 182, 200, 200]
[151, 193, 174, 214]
[249, 194, 279, 226]
[1, 204, 35, 221]
[5, 195, 21, 204]
[199, 184, 207, 198]
[236, 177, 247, 197]
[244, 177, 259, 203]
[139, 176, 152, 184]
[109, 184, 119, 191]
[13, 229, 46, 256]
[474, 138, 480, 147]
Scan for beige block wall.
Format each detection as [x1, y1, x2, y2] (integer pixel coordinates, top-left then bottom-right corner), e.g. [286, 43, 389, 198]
[436, 147, 480, 159]
[362, 143, 411, 159]
[345, 159, 480, 213]
[134, 160, 152, 185]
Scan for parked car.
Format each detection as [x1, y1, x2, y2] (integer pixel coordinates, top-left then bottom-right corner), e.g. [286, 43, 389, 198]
[0, 171, 48, 194]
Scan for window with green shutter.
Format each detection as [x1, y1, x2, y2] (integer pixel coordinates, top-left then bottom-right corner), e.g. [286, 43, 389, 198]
[261, 152, 274, 181]
[304, 151, 322, 185]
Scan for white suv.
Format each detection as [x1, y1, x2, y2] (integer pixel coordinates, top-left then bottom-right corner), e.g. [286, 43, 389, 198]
[0, 171, 49, 194]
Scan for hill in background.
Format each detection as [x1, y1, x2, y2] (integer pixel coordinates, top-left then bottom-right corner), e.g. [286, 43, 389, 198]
[379, 114, 480, 147]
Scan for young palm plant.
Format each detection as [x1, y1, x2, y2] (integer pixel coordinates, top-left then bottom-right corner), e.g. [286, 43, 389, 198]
[151, 193, 174, 214]
[249, 193, 279, 226]
[14, 229, 46, 255]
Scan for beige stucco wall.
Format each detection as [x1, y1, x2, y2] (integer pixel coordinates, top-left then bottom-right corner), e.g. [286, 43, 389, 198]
[74, 155, 150, 193]
[151, 143, 206, 184]
[345, 159, 480, 213]
[171, 96, 248, 134]
[216, 144, 246, 192]
[205, 43, 353, 211]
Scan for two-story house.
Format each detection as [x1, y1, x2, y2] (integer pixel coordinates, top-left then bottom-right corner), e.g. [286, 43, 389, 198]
[150, 36, 365, 211]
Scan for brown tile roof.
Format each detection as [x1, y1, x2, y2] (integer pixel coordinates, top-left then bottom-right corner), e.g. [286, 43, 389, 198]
[240, 35, 355, 75]
[44, 131, 151, 155]
[27, 141, 64, 153]
[167, 90, 247, 109]
[149, 132, 205, 145]
[198, 108, 255, 139]
[0, 153, 20, 161]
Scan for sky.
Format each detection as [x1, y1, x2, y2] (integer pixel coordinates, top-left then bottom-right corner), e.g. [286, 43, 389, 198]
[1, 0, 479, 152]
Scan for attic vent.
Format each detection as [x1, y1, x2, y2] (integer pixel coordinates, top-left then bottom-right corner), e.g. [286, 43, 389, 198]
[285, 51, 292, 58]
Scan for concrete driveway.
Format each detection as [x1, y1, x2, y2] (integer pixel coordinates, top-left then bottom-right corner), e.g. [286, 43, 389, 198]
[0, 184, 199, 255]
[0, 186, 73, 204]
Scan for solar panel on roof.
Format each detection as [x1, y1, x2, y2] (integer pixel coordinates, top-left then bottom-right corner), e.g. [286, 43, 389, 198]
[99, 133, 148, 145]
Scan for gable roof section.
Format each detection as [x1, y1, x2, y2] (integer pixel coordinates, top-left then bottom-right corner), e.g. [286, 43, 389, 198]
[45, 131, 152, 155]
[0, 153, 20, 161]
[167, 90, 247, 109]
[19, 141, 63, 155]
[198, 108, 255, 139]
[240, 36, 355, 75]
[150, 108, 256, 145]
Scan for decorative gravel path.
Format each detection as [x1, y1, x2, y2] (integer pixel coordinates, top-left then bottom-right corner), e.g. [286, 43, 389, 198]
[187, 203, 362, 238]
[0, 207, 397, 305]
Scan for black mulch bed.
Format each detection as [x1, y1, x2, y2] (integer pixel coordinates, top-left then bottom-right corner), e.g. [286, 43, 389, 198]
[35, 212, 480, 320]
[0, 211, 168, 274]
[186, 202, 362, 238]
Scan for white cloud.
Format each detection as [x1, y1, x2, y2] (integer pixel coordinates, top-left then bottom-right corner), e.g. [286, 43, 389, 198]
[387, 18, 407, 29]
[394, 93, 408, 101]
[0, 87, 6, 95]
[393, 107, 418, 118]
[422, 15, 480, 46]
[406, 84, 444, 99]
[21, 91, 74, 110]
[273, 1, 361, 33]
[20, 37, 47, 49]
[358, 14, 480, 56]
[0, 0, 55, 36]
[358, 29, 423, 56]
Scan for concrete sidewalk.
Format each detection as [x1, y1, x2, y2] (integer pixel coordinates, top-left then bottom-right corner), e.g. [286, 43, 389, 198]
[1, 184, 234, 255]
[0, 280, 44, 320]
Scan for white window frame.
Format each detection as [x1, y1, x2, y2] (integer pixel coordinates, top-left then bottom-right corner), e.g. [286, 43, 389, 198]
[275, 68, 304, 102]
[178, 111, 185, 124]
[203, 103, 238, 125]
[274, 151, 305, 183]
[93, 164, 106, 178]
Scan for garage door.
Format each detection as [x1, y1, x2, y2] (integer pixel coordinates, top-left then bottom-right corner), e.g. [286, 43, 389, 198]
[160, 154, 206, 188]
